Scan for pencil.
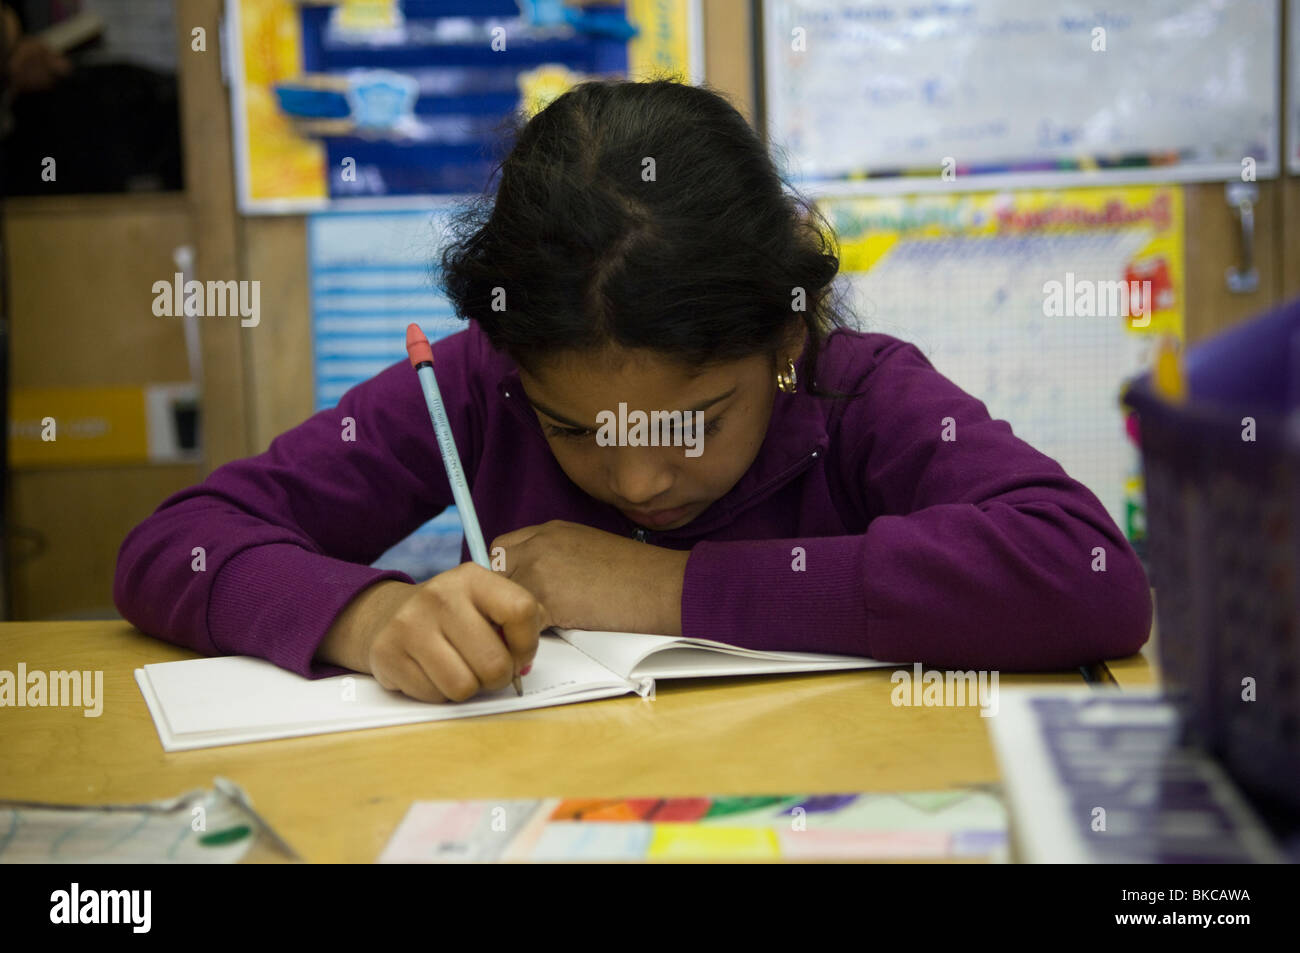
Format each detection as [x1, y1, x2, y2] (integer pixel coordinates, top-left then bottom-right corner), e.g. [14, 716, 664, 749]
[405, 324, 524, 697]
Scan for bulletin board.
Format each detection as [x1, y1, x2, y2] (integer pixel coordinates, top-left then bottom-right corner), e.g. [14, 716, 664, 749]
[228, 0, 703, 213]
[819, 185, 1186, 544]
[764, 0, 1279, 193]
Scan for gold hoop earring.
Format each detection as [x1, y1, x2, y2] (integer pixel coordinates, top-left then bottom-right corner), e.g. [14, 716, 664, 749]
[776, 360, 798, 394]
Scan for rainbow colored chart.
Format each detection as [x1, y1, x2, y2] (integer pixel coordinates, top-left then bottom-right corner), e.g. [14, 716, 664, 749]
[379, 790, 1007, 862]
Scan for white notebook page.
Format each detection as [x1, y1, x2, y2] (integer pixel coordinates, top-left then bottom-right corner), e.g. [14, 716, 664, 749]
[556, 629, 888, 680]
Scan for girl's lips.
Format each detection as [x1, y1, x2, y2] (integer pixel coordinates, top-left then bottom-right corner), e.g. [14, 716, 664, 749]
[623, 503, 694, 528]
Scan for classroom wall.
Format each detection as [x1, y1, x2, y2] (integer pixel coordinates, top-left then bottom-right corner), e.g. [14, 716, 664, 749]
[210, 0, 1300, 461]
[3, 0, 1294, 621]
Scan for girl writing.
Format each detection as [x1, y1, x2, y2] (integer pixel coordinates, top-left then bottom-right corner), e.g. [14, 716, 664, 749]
[115, 80, 1152, 702]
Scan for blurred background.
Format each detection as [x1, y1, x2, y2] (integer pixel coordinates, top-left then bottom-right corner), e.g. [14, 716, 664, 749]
[2, 0, 1297, 623]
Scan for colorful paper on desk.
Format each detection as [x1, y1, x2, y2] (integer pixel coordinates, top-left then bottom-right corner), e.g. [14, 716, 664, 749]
[378, 791, 1008, 863]
[134, 631, 887, 752]
[0, 778, 297, 863]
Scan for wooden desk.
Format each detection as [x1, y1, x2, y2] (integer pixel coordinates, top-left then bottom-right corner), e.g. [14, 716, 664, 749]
[1, 620, 1085, 862]
[1099, 641, 1159, 688]
[1098, 600, 1161, 689]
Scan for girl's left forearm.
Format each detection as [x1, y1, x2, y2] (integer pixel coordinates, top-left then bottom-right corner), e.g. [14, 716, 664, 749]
[490, 519, 689, 635]
[638, 544, 690, 637]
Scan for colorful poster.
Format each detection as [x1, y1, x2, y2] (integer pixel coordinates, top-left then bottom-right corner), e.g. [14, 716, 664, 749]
[228, 0, 702, 213]
[379, 790, 1007, 862]
[817, 185, 1185, 552]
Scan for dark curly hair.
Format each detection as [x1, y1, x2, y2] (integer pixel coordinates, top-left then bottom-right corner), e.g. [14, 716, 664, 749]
[439, 78, 853, 395]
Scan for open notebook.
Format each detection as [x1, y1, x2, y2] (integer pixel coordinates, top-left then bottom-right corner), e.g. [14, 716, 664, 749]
[135, 630, 890, 751]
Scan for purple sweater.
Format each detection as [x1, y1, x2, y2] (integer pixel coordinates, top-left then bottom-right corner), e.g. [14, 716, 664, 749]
[114, 325, 1152, 678]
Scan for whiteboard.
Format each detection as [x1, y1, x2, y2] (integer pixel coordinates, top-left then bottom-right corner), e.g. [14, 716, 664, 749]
[764, 0, 1280, 192]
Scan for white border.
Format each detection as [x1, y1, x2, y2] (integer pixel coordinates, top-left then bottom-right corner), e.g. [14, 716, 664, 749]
[1290, 0, 1300, 174]
[687, 0, 705, 86]
[792, 162, 1280, 199]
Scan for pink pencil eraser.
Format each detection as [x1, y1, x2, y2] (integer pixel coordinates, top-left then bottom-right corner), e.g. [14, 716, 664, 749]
[405, 323, 434, 367]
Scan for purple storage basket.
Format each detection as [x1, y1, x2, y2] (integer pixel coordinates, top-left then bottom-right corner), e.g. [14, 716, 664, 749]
[1123, 296, 1300, 812]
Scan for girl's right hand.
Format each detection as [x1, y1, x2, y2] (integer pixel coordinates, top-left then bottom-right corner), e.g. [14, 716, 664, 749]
[355, 563, 547, 703]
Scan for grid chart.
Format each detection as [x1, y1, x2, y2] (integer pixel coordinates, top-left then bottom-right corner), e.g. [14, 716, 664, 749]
[308, 210, 468, 578]
[841, 229, 1154, 531]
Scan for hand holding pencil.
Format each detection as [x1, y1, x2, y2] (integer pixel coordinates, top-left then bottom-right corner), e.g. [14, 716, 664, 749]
[331, 567, 542, 704]
[405, 324, 537, 697]
[317, 326, 548, 705]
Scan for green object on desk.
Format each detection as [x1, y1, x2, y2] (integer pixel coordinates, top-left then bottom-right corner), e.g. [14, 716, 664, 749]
[200, 824, 252, 847]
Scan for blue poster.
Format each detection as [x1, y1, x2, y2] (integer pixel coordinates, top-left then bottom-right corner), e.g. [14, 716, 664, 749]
[308, 208, 469, 578]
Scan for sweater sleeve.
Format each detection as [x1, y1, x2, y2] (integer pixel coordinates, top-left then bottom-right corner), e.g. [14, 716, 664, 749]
[680, 339, 1152, 671]
[113, 330, 480, 678]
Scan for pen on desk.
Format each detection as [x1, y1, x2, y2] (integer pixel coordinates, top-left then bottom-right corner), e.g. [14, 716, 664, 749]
[405, 323, 524, 697]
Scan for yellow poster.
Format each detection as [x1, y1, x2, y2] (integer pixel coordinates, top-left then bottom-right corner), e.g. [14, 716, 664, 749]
[827, 185, 1183, 337]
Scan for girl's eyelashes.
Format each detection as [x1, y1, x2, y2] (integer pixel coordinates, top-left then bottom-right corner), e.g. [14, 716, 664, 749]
[543, 417, 725, 441]
[545, 424, 594, 439]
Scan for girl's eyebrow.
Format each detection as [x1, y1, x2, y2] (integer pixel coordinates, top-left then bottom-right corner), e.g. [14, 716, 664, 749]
[528, 386, 738, 429]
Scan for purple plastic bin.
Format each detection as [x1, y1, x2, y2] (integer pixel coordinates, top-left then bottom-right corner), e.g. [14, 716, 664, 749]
[1123, 296, 1300, 813]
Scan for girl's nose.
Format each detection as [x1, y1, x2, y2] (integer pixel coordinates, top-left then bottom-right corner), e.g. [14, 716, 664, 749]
[607, 450, 674, 507]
